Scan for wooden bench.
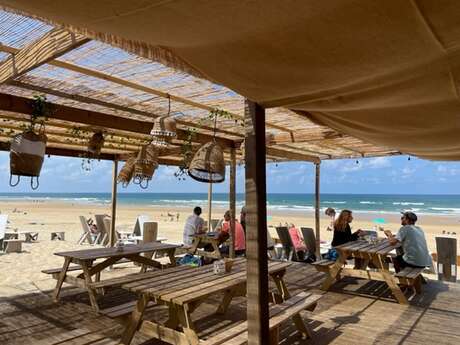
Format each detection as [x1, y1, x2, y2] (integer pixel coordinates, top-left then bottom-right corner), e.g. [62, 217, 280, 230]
[41, 258, 133, 279]
[201, 291, 321, 345]
[395, 267, 425, 294]
[311, 259, 336, 272]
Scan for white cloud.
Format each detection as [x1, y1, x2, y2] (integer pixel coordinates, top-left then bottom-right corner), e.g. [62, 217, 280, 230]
[437, 165, 460, 176]
[367, 157, 391, 169]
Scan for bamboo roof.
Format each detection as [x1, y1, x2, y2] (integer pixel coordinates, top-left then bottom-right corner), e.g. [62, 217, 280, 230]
[0, 10, 401, 165]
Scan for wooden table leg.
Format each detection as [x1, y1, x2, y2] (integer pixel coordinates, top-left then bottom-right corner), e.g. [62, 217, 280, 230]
[321, 253, 346, 291]
[53, 257, 71, 302]
[167, 248, 177, 267]
[375, 254, 408, 305]
[216, 284, 245, 314]
[80, 260, 100, 312]
[177, 304, 200, 345]
[121, 294, 150, 345]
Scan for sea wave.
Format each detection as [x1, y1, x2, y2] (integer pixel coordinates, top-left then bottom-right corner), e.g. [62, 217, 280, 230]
[323, 201, 347, 204]
[359, 201, 382, 204]
[393, 202, 425, 206]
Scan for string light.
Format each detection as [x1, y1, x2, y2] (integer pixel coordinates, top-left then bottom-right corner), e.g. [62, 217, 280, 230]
[408, 156, 411, 161]
[356, 160, 359, 164]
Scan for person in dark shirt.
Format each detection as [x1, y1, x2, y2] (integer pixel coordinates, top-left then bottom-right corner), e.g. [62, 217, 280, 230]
[331, 209, 364, 267]
[331, 210, 362, 247]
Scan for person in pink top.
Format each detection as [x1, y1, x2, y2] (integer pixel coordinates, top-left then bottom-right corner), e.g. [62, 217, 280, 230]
[217, 210, 246, 256]
[288, 223, 307, 253]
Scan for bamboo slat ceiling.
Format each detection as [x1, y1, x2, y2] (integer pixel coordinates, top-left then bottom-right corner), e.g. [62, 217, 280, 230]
[0, 10, 400, 164]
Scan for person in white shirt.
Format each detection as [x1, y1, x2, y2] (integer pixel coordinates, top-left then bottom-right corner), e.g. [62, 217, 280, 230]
[325, 207, 336, 231]
[183, 206, 205, 245]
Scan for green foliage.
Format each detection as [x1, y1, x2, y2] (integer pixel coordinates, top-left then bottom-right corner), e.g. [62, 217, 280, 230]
[29, 94, 52, 130]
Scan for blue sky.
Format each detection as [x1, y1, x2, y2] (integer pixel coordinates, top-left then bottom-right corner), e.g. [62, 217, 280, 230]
[1, 152, 460, 194]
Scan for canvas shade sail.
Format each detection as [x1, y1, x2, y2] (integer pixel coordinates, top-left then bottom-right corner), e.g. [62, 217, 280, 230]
[3, 0, 460, 160]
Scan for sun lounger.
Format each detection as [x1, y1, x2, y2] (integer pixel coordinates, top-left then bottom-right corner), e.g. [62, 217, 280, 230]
[78, 216, 93, 245]
[0, 214, 8, 249]
[276, 226, 303, 261]
[94, 214, 110, 246]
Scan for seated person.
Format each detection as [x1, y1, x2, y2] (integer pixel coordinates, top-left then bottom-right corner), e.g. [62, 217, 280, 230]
[325, 207, 336, 231]
[182, 206, 205, 246]
[288, 224, 307, 259]
[331, 210, 363, 267]
[384, 211, 431, 272]
[331, 210, 362, 247]
[216, 210, 246, 256]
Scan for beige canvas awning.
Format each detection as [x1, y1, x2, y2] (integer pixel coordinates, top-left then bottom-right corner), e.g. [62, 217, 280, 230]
[2, 0, 460, 160]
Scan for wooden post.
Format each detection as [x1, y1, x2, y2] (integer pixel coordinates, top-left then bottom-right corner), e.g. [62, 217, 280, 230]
[245, 99, 269, 345]
[207, 182, 213, 231]
[109, 160, 118, 247]
[229, 146, 236, 258]
[315, 162, 321, 259]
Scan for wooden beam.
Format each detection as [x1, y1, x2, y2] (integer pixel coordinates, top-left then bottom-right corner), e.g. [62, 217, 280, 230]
[315, 162, 321, 260]
[0, 141, 183, 165]
[0, 29, 89, 84]
[266, 147, 320, 163]
[244, 99, 269, 345]
[110, 160, 118, 248]
[229, 147, 236, 259]
[11, 79, 241, 139]
[0, 92, 235, 148]
[271, 129, 342, 144]
[0, 43, 292, 134]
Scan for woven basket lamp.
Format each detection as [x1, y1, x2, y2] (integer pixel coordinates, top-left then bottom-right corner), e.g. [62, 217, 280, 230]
[117, 154, 136, 187]
[133, 144, 159, 188]
[150, 116, 177, 147]
[188, 141, 225, 183]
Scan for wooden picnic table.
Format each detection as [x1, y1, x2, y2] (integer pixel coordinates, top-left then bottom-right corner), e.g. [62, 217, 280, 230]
[51, 242, 180, 312]
[317, 239, 409, 304]
[119, 258, 293, 345]
[187, 232, 224, 259]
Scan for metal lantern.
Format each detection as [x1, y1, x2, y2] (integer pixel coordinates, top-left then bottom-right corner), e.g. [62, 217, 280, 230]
[150, 116, 176, 147]
[188, 142, 225, 183]
[133, 144, 159, 188]
[88, 132, 104, 155]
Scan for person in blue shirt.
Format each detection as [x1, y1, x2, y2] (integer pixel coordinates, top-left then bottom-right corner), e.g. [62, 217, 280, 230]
[384, 212, 431, 272]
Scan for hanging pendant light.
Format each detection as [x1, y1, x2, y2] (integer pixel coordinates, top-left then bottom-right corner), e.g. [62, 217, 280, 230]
[151, 95, 176, 147]
[132, 144, 159, 189]
[188, 111, 226, 183]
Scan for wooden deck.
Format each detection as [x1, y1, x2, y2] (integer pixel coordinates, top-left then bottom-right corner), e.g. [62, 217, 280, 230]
[0, 263, 459, 345]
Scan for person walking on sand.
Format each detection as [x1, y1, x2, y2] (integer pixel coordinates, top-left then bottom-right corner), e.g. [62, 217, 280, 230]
[183, 206, 205, 246]
[384, 211, 431, 272]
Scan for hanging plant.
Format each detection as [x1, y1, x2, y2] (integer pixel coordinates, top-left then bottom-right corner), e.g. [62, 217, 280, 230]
[9, 94, 50, 190]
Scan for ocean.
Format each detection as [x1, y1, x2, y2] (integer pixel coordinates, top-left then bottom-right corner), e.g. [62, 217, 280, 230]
[0, 193, 459, 216]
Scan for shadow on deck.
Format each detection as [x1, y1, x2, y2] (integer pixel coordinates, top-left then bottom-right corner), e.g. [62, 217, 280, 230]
[0, 263, 459, 345]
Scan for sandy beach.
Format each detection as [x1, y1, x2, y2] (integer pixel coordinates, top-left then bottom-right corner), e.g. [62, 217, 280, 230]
[0, 199, 458, 297]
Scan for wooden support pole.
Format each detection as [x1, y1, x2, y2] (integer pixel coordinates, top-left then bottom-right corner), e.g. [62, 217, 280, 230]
[207, 182, 213, 231]
[315, 162, 321, 259]
[229, 147, 237, 258]
[109, 160, 118, 247]
[245, 99, 269, 345]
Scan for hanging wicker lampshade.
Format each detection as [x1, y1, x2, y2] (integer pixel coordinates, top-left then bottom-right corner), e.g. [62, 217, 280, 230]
[188, 142, 225, 183]
[87, 132, 104, 155]
[117, 154, 136, 187]
[150, 116, 177, 147]
[133, 144, 159, 188]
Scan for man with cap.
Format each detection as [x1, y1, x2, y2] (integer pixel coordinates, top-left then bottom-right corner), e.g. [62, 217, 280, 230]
[384, 211, 431, 272]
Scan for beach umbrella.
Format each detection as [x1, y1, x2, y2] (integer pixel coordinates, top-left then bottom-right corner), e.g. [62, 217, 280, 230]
[372, 218, 386, 224]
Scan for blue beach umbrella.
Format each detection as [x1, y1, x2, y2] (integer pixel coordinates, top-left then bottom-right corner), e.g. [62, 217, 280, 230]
[372, 218, 386, 224]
